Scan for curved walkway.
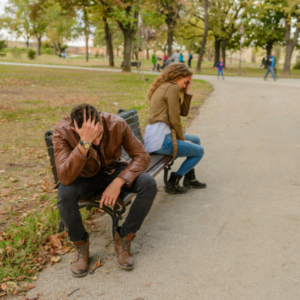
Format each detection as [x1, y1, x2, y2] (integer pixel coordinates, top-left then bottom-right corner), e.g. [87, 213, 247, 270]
[6, 63, 300, 300]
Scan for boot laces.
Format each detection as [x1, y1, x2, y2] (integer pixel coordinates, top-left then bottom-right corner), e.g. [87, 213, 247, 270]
[75, 243, 87, 260]
[120, 239, 131, 253]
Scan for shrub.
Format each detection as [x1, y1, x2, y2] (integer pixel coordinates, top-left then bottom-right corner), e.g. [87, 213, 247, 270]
[95, 50, 99, 58]
[293, 60, 300, 70]
[41, 48, 53, 55]
[28, 49, 36, 60]
[11, 47, 22, 58]
[0, 40, 7, 52]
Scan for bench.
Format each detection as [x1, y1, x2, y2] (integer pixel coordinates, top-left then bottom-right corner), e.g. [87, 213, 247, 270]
[45, 108, 175, 238]
[121, 61, 141, 68]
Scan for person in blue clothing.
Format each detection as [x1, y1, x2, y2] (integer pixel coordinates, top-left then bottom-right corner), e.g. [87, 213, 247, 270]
[179, 52, 184, 63]
[264, 51, 277, 81]
[215, 57, 225, 79]
[188, 52, 193, 68]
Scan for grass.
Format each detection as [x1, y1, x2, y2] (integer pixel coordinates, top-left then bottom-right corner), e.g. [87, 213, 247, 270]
[0, 65, 212, 296]
[1, 52, 300, 78]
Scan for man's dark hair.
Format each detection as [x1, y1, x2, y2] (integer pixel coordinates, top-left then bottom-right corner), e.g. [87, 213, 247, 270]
[70, 103, 101, 129]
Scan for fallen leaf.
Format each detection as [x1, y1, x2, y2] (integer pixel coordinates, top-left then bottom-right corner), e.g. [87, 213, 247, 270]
[26, 270, 34, 274]
[146, 282, 152, 286]
[1, 283, 7, 291]
[64, 247, 71, 253]
[107, 257, 112, 261]
[51, 256, 61, 263]
[98, 293, 105, 296]
[90, 257, 102, 274]
[0, 211, 7, 215]
[10, 177, 17, 182]
[50, 235, 62, 249]
[0, 170, 5, 173]
[21, 262, 25, 268]
[105, 270, 109, 274]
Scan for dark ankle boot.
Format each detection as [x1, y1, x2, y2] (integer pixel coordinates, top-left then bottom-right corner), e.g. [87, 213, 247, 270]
[183, 169, 206, 189]
[71, 239, 89, 277]
[165, 172, 188, 194]
[115, 230, 135, 270]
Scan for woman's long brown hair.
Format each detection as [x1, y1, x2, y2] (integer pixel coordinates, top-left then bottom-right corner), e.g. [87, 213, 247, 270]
[148, 63, 193, 101]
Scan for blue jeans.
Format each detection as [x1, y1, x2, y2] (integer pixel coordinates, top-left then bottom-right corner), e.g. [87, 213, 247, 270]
[264, 66, 276, 79]
[218, 69, 224, 76]
[153, 134, 204, 176]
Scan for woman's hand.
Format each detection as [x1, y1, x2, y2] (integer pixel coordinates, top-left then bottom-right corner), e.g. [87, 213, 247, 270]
[186, 75, 192, 94]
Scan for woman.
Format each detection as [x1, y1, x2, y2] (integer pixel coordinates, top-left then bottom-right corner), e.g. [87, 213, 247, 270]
[144, 63, 206, 194]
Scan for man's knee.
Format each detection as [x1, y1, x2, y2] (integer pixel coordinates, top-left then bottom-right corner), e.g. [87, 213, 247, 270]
[136, 173, 158, 197]
[57, 184, 78, 208]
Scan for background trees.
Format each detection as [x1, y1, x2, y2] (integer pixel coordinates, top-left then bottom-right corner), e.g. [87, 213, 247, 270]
[0, 0, 299, 74]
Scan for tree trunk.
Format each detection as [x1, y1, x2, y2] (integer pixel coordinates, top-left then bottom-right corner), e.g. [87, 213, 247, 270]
[282, 16, 300, 75]
[36, 35, 41, 55]
[167, 23, 174, 57]
[58, 42, 62, 55]
[208, 42, 212, 61]
[103, 18, 114, 67]
[122, 33, 133, 72]
[53, 42, 57, 55]
[196, 0, 209, 72]
[83, 9, 89, 62]
[266, 40, 273, 57]
[214, 37, 221, 67]
[221, 38, 226, 68]
[146, 48, 149, 59]
[25, 37, 29, 53]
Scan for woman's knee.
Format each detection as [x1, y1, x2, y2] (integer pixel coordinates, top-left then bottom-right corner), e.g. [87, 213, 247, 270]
[185, 134, 201, 145]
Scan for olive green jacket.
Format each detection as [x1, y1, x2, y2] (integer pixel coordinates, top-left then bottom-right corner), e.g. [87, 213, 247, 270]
[148, 82, 193, 141]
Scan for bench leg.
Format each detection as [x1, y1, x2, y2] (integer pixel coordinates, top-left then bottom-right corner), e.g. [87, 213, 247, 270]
[164, 160, 176, 186]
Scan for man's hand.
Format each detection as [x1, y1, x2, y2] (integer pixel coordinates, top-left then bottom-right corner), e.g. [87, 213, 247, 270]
[100, 177, 126, 208]
[71, 109, 100, 143]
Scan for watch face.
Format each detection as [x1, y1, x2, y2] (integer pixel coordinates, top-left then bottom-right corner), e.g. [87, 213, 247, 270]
[83, 143, 90, 149]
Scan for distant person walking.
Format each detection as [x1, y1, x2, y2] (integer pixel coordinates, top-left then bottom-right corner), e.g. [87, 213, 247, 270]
[152, 50, 157, 71]
[179, 53, 184, 63]
[188, 53, 193, 68]
[215, 58, 225, 79]
[264, 51, 277, 81]
[170, 50, 179, 64]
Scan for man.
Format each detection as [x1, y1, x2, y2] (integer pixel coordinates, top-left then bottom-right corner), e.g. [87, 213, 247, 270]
[170, 49, 179, 63]
[264, 51, 277, 81]
[151, 50, 157, 71]
[53, 104, 157, 277]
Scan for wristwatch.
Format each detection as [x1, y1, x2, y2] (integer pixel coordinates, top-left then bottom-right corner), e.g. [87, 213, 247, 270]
[79, 140, 92, 150]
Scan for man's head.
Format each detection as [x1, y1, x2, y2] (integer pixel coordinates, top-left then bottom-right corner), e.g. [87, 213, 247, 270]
[70, 103, 101, 129]
[272, 51, 276, 56]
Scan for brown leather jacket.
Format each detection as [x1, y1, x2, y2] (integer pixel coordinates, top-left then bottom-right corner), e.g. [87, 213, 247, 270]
[52, 112, 151, 186]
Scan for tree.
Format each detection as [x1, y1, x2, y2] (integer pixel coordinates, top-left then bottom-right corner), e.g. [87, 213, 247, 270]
[108, 0, 140, 72]
[45, 1, 76, 56]
[243, 0, 285, 58]
[281, 1, 300, 74]
[1, 0, 34, 52]
[208, 0, 246, 67]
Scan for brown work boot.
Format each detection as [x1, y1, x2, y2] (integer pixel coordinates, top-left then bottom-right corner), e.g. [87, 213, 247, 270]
[115, 230, 135, 270]
[71, 239, 89, 277]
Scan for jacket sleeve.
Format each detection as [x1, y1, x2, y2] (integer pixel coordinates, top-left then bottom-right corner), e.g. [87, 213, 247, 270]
[52, 128, 92, 185]
[117, 122, 151, 186]
[180, 93, 193, 117]
[165, 85, 185, 141]
[216, 62, 220, 68]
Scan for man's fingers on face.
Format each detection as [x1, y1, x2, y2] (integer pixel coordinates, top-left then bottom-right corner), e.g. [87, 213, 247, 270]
[74, 120, 79, 131]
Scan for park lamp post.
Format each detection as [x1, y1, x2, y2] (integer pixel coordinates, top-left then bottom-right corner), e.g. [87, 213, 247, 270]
[238, 25, 244, 76]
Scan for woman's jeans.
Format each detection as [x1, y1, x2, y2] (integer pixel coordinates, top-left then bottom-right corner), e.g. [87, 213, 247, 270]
[218, 69, 224, 76]
[153, 134, 204, 176]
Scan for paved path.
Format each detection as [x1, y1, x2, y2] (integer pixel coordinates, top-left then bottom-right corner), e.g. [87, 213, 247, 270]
[6, 64, 300, 300]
